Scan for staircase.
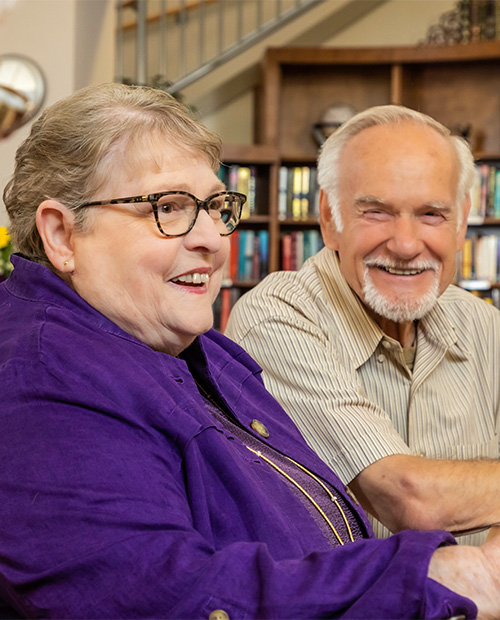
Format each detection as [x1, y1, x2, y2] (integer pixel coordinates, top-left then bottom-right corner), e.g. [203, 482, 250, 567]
[116, 0, 325, 94]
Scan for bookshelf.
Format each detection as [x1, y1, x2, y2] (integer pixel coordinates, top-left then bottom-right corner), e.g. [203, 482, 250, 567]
[214, 41, 500, 328]
[213, 144, 277, 331]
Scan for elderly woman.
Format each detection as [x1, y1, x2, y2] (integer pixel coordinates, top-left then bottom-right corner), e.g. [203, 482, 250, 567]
[0, 83, 497, 619]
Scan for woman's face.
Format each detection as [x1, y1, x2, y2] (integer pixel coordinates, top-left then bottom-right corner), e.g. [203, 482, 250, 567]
[69, 142, 230, 356]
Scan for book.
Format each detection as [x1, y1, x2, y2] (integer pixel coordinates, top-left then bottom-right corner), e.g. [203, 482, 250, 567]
[479, 163, 489, 218]
[243, 229, 255, 281]
[292, 167, 303, 221]
[278, 166, 288, 220]
[258, 229, 269, 279]
[237, 230, 247, 281]
[308, 167, 320, 220]
[300, 166, 310, 220]
[229, 230, 239, 283]
[248, 166, 257, 216]
[494, 170, 500, 218]
[228, 165, 239, 191]
[461, 237, 473, 280]
[487, 165, 497, 217]
[237, 167, 251, 219]
[295, 231, 304, 270]
[468, 165, 485, 224]
[282, 234, 292, 271]
[216, 163, 229, 185]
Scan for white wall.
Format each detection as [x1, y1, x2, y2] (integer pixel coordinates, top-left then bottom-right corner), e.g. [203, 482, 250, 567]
[324, 0, 456, 46]
[0, 0, 115, 226]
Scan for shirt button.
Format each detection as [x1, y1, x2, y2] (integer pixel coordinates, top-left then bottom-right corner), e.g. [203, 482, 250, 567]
[250, 419, 269, 438]
[377, 354, 385, 363]
[382, 340, 392, 349]
[208, 610, 230, 620]
[417, 450, 427, 457]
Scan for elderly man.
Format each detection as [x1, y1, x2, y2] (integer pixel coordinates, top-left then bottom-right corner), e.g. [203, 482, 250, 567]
[226, 105, 500, 545]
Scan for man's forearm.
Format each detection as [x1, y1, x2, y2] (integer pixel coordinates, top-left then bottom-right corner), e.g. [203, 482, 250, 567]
[350, 454, 500, 534]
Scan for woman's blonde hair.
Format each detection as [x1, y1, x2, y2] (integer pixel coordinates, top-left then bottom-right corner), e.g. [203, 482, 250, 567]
[3, 82, 222, 264]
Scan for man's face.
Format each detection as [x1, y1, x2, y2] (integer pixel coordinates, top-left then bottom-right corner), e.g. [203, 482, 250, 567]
[320, 122, 469, 328]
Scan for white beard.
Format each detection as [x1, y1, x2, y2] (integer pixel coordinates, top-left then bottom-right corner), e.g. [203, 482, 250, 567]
[361, 258, 440, 323]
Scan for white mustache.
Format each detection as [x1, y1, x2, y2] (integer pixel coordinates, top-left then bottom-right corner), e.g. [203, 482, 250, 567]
[363, 257, 439, 272]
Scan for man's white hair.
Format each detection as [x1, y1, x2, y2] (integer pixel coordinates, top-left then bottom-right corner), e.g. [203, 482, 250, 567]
[316, 104, 476, 232]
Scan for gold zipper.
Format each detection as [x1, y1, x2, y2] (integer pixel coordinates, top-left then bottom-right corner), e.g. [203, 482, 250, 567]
[246, 446, 354, 545]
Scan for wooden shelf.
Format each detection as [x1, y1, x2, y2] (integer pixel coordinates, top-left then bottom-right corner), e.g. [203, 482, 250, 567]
[222, 143, 277, 164]
[279, 219, 320, 227]
[470, 218, 500, 226]
[260, 44, 500, 157]
[239, 215, 271, 225]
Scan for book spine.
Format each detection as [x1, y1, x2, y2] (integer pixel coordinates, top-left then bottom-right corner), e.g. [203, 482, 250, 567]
[292, 167, 302, 221]
[279, 166, 288, 221]
[282, 234, 292, 271]
[258, 229, 269, 279]
[300, 167, 310, 220]
[237, 167, 251, 219]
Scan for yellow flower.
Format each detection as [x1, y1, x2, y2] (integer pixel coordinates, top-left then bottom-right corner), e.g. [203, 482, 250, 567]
[0, 227, 10, 250]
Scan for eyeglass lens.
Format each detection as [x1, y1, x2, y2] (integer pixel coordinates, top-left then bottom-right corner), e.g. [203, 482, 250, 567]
[156, 193, 241, 236]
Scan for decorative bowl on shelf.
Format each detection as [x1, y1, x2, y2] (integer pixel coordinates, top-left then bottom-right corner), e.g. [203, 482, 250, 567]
[312, 104, 356, 146]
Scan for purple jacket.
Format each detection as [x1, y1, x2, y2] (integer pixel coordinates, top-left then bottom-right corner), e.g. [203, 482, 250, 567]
[0, 255, 475, 619]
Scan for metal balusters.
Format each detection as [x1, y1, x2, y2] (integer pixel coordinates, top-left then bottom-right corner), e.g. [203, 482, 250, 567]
[136, 0, 148, 85]
[159, 0, 167, 82]
[116, 0, 324, 93]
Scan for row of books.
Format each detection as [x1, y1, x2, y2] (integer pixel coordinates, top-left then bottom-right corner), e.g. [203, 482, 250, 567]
[217, 164, 257, 219]
[457, 233, 500, 284]
[469, 162, 500, 223]
[281, 230, 324, 272]
[279, 166, 320, 222]
[222, 229, 269, 285]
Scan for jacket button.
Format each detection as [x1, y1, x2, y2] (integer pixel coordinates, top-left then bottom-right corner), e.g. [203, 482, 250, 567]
[208, 610, 230, 620]
[251, 419, 269, 438]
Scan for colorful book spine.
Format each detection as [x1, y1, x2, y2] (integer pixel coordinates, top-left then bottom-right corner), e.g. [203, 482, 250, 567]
[279, 166, 288, 220]
[494, 170, 500, 218]
[258, 230, 269, 279]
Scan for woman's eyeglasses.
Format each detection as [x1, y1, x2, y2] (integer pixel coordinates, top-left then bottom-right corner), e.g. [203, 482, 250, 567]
[72, 190, 246, 237]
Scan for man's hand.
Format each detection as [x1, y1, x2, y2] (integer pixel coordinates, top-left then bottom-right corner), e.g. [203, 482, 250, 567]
[429, 536, 500, 619]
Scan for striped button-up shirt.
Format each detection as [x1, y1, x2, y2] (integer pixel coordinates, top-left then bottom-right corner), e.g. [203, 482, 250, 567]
[226, 247, 500, 544]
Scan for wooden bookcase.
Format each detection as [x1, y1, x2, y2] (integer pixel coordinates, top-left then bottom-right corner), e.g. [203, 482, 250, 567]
[258, 42, 500, 157]
[215, 41, 500, 327]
